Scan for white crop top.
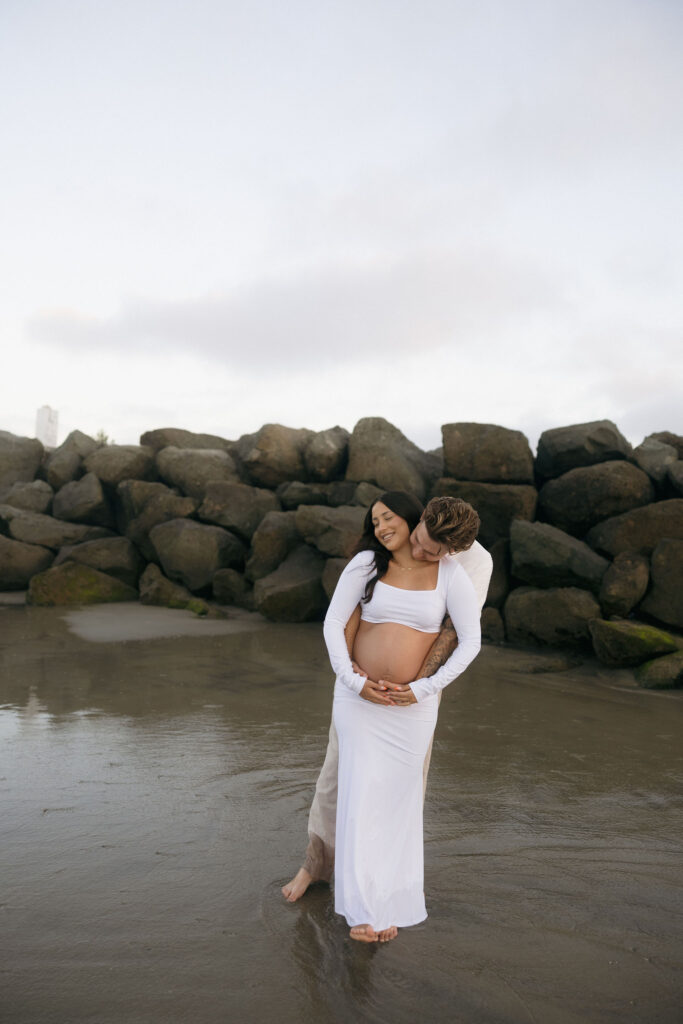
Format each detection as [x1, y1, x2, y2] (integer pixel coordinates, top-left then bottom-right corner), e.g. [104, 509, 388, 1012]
[323, 549, 483, 702]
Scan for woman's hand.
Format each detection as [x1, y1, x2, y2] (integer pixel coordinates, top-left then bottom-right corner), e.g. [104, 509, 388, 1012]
[359, 678, 397, 706]
[379, 681, 417, 706]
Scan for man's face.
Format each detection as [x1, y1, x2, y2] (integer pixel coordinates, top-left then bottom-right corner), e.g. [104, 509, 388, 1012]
[409, 520, 449, 562]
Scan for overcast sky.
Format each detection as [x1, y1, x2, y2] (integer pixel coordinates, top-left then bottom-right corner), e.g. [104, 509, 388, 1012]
[1, 0, 681, 453]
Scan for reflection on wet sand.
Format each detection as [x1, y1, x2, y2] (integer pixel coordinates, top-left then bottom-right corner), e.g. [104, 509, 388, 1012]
[1, 603, 682, 1023]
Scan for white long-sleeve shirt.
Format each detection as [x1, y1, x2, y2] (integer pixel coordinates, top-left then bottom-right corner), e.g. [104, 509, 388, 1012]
[323, 545, 486, 702]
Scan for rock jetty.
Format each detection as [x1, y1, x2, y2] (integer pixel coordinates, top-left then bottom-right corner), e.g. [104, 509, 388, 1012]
[1, 418, 682, 688]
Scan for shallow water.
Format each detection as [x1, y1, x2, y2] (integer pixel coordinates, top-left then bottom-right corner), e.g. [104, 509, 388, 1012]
[1, 603, 682, 1024]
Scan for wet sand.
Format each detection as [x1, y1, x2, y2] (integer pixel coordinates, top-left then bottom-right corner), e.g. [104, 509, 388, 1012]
[1, 601, 682, 1024]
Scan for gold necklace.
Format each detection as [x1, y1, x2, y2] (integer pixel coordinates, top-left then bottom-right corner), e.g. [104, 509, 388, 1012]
[390, 558, 427, 571]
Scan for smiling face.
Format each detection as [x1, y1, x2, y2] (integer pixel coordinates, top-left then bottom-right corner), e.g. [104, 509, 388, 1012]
[371, 501, 412, 552]
[409, 519, 448, 562]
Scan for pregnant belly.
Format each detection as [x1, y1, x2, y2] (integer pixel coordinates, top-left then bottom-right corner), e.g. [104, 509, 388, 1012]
[352, 621, 437, 684]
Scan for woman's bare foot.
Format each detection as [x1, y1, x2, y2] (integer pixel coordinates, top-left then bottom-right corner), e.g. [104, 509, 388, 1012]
[377, 926, 398, 942]
[281, 867, 313, 902]
[350, 924, 378, 942]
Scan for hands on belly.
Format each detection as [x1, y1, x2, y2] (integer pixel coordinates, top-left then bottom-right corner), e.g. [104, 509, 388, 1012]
[352, 659, 418, 707]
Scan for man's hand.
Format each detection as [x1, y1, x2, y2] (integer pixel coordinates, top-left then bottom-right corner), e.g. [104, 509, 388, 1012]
[379, 681, 417, 706]
[359, 678, 397, 706]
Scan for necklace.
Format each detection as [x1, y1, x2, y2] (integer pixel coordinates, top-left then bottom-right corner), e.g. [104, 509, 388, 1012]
[390, 558, 427, 571]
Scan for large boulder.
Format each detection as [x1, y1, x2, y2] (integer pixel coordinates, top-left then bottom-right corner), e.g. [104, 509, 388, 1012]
[150, 518, 246, 591]
[0, 504, 112, 550]
[198, 481, 279, 540]
[245, 511, 301, 581]
[636, 651, 683, 690]
[212, 568, 254, 610]
[510, 520, 609, 594]
[52, 472, 114, 527]
[351, 482, 384, 507]
[632, 439, 678, 486]
[537, 461, 654, 536]
[27, 562, 138, 606]
[84, 445, 156, 486]
[0, 535, 54, 589]
[321, 557, 347, 600]
[598, 552, 649, 617]
[295, 505, 365, 558]
[234, 424, 314, 488]
[536, 420, 632, 479]
[53, 537, 143, 588]
[442, 423, 534, 484]
[345, 417, 438, 501]
[588, 618, 678, 667]
[45, 430, 98, 490]
[326, 480, 358, 507]
[276, 481, 330, 510]
[116, 480, 198, 561]
[138, 563, 213, 615]
[481, 607, 505, 644]
[669, 463, 683, 496]
[3, 480, 53, 514]
[503, 586, 600, 648]
[485, 539, 510, 609]
[156, 447, 239, 498]
[303, 426, 350, 482]
[646, 431, 683, 459]
[140, 427, 234, 453]
[586, 500, 683, 557]
[253, 544, 327, 621]
[639, 539, 683, 629]
[432, 478, 537, 546]
[0, 431, 43, 496]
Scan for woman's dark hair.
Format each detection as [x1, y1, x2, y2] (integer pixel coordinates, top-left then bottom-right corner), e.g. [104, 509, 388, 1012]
[352, 491, 424, 603]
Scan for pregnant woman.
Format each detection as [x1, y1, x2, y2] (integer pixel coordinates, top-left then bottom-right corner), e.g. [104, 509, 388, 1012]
[324, 492, 482, 943]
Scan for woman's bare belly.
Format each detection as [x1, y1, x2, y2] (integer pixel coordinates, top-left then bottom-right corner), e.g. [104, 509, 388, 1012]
[352, 620, 437, 685]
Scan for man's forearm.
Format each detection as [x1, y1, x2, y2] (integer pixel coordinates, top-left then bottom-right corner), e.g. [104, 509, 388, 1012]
[416, 615, 457, 678]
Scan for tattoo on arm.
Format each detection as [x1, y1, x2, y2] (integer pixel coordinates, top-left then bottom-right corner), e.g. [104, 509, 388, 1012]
[417, 615, 458, 678]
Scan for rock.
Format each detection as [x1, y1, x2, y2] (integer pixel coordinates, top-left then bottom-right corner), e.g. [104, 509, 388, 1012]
[432, 478, 537, 546]
[536, 420, 632, 479]
[345, 417, 438, 501]
[138, 563, 213, 615]
[503, 586, 600, 648]
[326, 481, 358, 507]
[149, 518, 246, 592]
[303, 426, 350, 482]
[632, 439, 678, 486]
[116, 481, 198, 562]
[510, 520, 610, 594]
[322, 557, 347, 600]
[27, 561, 138, 606]
[4, 480, 53, 514]
[646, 431, 683, 459]
[139, 427, 234, 453]
[484, 539, 510, 609]
[636, 651, 683, 689]
[295, 505, 366, 558]
[45, 430, 98, 490]
[599, 552, 649, 617]
[442, 422, 534, 484]
[537, 461, 654, 536]
[245, 511, 301, 582]
[212, 568, 254, 610]
[253, 544, 327, 621]
[639, 539, 683, 629]
[586, 500, 683, 557]
[53, 537, 143, 588]
[352, 482, 384, 507]
[234, 424, 314, 488]
[0, 430, 43, 496]
[0, 535, 54, 589]
[0, 504, 112, 551]
[52, 472, 114, 526]
[481, 607, 505, 644]
[198, 481, 280, 540]
[156, 447, 239, 498]
[84, 445, 156, 486]
[276, 481, 329, 510]
[667, 462, 683, 496]
[588, 618, 678, 667]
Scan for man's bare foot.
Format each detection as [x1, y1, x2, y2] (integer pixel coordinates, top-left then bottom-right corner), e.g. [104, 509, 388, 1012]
[350, 924, 378, 942]
[377, 926, 398, 942]
[281, 867, 313, 902]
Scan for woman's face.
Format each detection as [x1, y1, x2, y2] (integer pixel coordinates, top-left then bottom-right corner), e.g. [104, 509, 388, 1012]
[371, 501, 411, 552]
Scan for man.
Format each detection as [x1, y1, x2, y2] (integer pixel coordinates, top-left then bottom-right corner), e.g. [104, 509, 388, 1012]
[282, 495, 492, 902]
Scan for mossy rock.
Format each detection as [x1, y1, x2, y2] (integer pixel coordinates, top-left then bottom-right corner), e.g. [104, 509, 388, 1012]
[27, 561, 138, 606]
[636, 651, 683, 689]
[588, 618, 678, 667]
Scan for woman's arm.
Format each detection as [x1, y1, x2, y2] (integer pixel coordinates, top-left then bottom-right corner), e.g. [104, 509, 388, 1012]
[322, 553, 374, 694]
[344, 604, 361, 657]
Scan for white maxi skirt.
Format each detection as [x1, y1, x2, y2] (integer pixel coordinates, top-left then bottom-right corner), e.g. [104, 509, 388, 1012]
[332, 679, 439, 931]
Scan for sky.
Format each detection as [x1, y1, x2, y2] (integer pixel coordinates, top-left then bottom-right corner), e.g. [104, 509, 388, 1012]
[1, 0, 681, 454]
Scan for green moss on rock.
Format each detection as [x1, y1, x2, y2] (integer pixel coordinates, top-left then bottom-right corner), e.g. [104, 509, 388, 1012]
[27, 561, 138, 606]
[589, 618, 678, 667]
[636, 651, 683, 689]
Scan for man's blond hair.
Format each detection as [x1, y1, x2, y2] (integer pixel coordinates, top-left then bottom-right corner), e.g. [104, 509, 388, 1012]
[422, 496, 480, 553]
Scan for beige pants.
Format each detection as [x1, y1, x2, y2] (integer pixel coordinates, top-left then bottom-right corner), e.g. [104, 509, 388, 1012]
[303, 695, 440, 882]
